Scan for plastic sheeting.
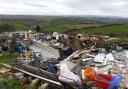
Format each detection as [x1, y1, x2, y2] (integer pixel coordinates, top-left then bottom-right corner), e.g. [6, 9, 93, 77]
[113, 50, 128, 61]
[59, 64, 81, 86]
[103, 53, 114, 65]
[94, 53, 106, 63]
[108, 75, 123, 89]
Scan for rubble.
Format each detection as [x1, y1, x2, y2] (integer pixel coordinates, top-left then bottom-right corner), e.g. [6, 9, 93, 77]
[39, 83, 49, 89]
[0, 32, 128, 89]
[0, 68, 10, 74]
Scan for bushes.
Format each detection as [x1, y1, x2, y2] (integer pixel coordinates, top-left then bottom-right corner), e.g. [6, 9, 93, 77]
[0, 23, 16, 32]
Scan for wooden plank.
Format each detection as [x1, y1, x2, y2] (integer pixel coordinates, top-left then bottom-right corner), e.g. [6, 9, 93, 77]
[1, 63, 63, 87]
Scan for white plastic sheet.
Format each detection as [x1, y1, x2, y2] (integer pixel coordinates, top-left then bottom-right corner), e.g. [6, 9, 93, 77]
[103, 53, 115, 65]
[94, 53, 106, 63]
[113, 51, 128, 61]
[106, 53, 115, 61]
[59, 64, 81, 85]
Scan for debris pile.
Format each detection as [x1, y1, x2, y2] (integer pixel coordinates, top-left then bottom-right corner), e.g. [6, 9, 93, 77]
[0, 32, 128, 89]
[61, 48, 128, 89]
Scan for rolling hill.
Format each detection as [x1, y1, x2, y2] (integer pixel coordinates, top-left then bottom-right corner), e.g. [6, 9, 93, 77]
[0, 15, 128, 37]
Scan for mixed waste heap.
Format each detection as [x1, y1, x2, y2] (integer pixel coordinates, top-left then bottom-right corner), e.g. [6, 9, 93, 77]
[0, 31, 128, 89]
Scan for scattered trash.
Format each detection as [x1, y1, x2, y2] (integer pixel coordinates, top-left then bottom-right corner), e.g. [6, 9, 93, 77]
[59, 64, 81, 86]
[0, 33, 128, 89]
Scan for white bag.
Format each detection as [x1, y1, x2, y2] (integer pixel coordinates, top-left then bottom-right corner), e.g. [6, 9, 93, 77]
[106, 53, 114, 61]
[94, 53, 106, 63]
[59, 64, 81, 85]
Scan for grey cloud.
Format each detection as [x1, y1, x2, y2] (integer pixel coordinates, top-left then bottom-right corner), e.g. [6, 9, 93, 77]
[0, 0, 128, 17]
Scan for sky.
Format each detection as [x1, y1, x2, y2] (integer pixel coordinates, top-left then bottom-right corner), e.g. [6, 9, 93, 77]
[0, 0, 128, 17]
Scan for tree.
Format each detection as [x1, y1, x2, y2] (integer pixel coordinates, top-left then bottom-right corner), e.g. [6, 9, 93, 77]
[0, 24, 16, 32]
[35, 25, 41, 32]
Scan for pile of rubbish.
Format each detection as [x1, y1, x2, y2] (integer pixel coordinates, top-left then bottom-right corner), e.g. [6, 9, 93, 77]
[1, 47, 127, 89]
[64, 48, 128, 89]
[0, 33, 128, 89]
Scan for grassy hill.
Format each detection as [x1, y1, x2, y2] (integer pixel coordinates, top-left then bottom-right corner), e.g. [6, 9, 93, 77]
[0, 21, 31, 32]
[39, 17, 104, 33]
[0, 15, 128, 37]
[69, 24, 128, 37]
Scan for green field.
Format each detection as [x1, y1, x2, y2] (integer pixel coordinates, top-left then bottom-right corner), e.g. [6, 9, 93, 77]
[38, 17, 104, 33]
[69, 24, 128, 37]
[0, 53, 15, 64]
[40, 23, 103, 33]
[0, 21, 31, 32]
[1, 18, 128, 37]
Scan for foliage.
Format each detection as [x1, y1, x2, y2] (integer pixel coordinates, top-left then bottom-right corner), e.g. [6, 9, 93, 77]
[0, 21, 31, 32]
[0, 17, 128, 37]
[0, 23, 16, 32]
[0, 79, 31, 89]
[0, 53, 15, 64]
[35, 25, 41, 32]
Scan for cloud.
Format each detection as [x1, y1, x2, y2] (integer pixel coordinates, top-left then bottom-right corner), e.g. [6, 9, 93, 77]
[0, 0, 128, 17]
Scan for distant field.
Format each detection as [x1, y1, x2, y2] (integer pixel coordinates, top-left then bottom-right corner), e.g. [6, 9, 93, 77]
[0, 21, 31, 32]
[1, 17, 128, 37]
[69, 24, 128, 37]
[39, 20, 104, 33]
[65, 24, 103, 29]
[14, 22, 31, 30]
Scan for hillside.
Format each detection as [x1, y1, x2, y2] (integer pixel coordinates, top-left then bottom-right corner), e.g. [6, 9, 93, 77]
[0, 15, 128, 37]
[0, 21, 31, 32]
[69, 24, 128, 37]
[39, 18, 104, 33]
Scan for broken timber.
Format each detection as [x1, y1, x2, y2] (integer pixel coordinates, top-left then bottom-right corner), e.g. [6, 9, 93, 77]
[1, 63, 63, 88]
[21, 64, 59, 81]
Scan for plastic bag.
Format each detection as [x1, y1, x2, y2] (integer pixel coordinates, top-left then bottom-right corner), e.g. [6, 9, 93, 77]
[108, 75, 123, 89]
[106, 53, 114, 61]
[113, 51, 126, 61]
[94, 53, 106, 63]
[59, 64, 81, 85]
[103, 53, 114, 65]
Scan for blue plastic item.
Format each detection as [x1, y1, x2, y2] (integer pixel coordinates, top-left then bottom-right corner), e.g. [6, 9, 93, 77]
[18, 45, 23, 53]
[108, 75, 123, 89]
[48, 65, 58, 74]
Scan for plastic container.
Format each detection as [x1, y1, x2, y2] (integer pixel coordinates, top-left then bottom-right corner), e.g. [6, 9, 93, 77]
[95, 73, 112, 89]
[84, 67, 95, 80]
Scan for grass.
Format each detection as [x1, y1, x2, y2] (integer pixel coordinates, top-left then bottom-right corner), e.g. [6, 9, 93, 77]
[39, 18, 104, 33]
[70, 24, 128, 37]
[0, 53, 15, 64]
[0, 79, 31, 89]
[1, 18, 128, 37]
[39, 23, 128, 38]
[14, 22, 31, 30]
[0, 53, 32, 89]
[40, 23, 103, 33]
[0, 21, 31, 32]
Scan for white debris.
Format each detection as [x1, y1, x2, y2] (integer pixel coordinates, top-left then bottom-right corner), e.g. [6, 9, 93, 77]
[94, 53, 106, 63]
[59, 64, 81, 85]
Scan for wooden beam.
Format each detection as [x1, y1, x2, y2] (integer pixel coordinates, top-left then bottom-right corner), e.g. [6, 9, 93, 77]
[1, 63, 63, 87]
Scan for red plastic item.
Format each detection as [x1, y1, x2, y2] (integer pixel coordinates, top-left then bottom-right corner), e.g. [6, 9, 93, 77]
[95, 73, 112, 89]
[95, 80, 110, 89]
[96, 73, 112, 80]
